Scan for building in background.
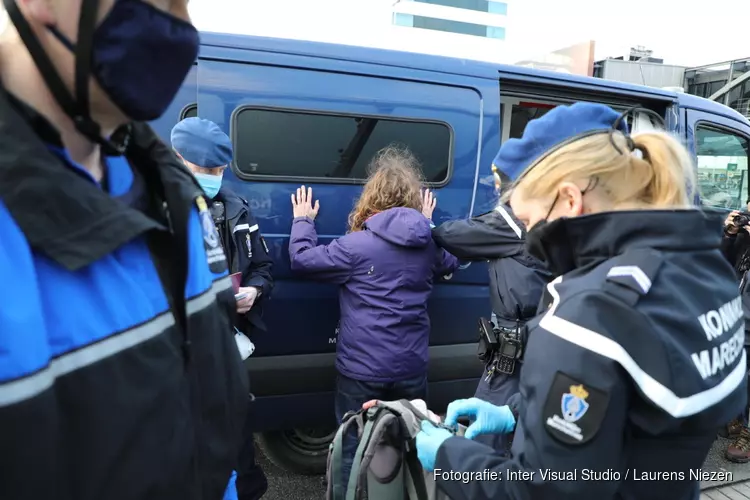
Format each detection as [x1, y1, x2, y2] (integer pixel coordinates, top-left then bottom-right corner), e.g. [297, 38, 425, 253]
[590, 48, 750, 120]
[684, 57, 750, 119]
[514, 40, 596, 76]
[592, 46, 686, 89]
[392, 0, 508, 41]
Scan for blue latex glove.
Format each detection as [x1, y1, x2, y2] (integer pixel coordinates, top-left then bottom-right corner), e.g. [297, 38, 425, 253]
[444, 398, 515, 440]
[416, 420, 453, 472]
[222, 470, 238, 500]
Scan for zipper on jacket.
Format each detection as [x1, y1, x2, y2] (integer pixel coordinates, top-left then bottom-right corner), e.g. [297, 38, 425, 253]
[163, 200, 192, 367]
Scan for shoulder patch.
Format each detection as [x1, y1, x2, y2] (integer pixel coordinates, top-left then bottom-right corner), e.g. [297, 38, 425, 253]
[543, 371, 609, 445]
[196, 196, 228, 274]
[602, 249, 665, 305]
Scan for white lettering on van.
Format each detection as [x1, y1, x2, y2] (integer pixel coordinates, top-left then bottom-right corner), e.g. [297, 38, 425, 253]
[697, 296, 743, 341]
[329, 337, 337, 344]
[691, 327, 745, 379]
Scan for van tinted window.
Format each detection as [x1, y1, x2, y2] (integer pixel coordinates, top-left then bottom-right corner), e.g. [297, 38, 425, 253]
[696, 125, 750, 210]
[232, 108, 452, 183]
[509, 103, 555, 139]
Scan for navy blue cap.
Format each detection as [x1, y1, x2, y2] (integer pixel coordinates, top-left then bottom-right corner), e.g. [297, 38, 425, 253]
[171, 117, 233, 169]
[492, 102, 628, 181]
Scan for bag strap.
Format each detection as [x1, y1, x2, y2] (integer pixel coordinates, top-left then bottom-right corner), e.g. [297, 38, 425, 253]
[331, 411, 365, 500]
[396, 399, 461, 435]
[345, 407, 385, 500]
[404, 442, 429, 500]
[395, 399, 433, 423]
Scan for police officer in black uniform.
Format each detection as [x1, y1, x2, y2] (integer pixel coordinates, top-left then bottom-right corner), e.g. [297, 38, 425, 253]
[428, 173, 552, 454]
[415, 103, 748, 500]
[0, 1, 248, 499]
[172, 118, 273, 500]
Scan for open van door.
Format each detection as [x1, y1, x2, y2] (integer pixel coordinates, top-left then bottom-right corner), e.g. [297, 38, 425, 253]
[686, 110, 750, 211]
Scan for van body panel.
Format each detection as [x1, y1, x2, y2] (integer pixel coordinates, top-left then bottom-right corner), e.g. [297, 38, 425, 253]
[151, 33, 750, 445]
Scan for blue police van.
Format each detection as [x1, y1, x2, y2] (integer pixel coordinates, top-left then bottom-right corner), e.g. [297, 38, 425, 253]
[150, 32, 750, 474]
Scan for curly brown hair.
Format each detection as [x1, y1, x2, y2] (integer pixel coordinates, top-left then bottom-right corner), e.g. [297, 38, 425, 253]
[348, 145, 424, 232]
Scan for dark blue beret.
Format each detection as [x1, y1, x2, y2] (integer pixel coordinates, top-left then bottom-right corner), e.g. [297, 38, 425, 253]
[171, 117, 233, 169]
[492, 102, 628, 181]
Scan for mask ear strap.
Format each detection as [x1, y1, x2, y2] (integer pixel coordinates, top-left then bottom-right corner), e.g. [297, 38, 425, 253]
[4, 0, 78, 119]
[76, 0, 98, 120]
[3, 0, 129, 155]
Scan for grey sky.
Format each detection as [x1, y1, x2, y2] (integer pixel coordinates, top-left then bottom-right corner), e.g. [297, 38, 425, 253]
[189, 0, 749, 67]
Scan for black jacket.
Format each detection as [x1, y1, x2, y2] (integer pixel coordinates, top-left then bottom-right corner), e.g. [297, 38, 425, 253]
[721, 230, 750, 338]
[432, 204, 553, 328]
[0, 89, 247, 500]
[211, 187, 274, 334]
[435, 210, 747, 500]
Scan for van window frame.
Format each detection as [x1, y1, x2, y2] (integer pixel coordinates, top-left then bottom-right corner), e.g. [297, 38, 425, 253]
[179, 102, 198, 120]
[693, 119, 750, 210]
[228, 104, 455, 187]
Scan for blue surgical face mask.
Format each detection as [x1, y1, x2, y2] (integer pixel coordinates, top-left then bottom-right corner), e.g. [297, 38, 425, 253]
[194, 172, 223, 199]
[48, 0, 199, 122]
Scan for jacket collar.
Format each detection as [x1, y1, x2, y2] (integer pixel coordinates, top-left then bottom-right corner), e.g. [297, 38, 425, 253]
[530, 209, 725, 275]
[0, 86, 197, 271]
[215, 186, 247, 221]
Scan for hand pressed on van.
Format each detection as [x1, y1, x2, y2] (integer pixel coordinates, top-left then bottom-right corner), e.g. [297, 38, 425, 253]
[421, 189, 436, 220]
[291, 185, 320, 220]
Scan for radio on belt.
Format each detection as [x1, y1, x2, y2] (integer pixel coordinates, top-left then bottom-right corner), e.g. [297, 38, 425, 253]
[476, 317, 524, 375]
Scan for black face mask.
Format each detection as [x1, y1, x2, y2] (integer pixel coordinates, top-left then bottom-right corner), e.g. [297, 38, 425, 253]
[4, 0, 199, 154]
[48, 0, 199, 123]
[525, 192, 559, 264]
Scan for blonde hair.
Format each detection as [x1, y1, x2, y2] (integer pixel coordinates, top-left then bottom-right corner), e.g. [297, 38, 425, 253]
[347, 145, 424, 232]
[510, 131, 696, 209]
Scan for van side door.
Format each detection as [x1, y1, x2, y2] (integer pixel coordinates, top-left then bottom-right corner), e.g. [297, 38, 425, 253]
[194, 48, 485, 412]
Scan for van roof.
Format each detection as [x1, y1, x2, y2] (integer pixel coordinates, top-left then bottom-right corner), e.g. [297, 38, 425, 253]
[199, 32, 748, 125]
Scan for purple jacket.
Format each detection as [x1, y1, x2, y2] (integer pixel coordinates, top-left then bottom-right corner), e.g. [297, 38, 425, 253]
[289, 207, 459, 382]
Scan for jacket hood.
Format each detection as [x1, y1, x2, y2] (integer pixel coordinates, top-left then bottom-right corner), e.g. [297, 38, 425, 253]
[364, 207, 432, 248]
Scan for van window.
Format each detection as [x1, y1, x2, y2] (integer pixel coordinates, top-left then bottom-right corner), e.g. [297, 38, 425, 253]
[696, 125, 750, 210]
[507, 102, 663, 141]
[232, 108, 452, 184]
[180, 103, 197, 120]
[508, 102, 556, 139]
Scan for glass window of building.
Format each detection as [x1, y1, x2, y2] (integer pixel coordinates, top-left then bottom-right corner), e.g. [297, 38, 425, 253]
[696, 125, 750, 210]
[232, 108, 452, 183]
[414, 0, 508, 14]
[413, 16, 486, 37]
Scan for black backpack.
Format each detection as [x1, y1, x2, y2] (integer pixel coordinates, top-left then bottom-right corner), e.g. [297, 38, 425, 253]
[325, 400, 465, 500]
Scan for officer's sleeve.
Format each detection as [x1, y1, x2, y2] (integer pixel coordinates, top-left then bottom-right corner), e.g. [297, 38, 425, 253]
[288, 216, 353, 284]
[233, 211, 273, 297]
[433, 291, 632, 500]
[432, 208, 525, 261]
[434, 248, 459, 278]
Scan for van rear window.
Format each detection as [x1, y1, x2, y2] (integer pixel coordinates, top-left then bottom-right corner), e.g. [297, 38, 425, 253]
[232, 107, 452, 184]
